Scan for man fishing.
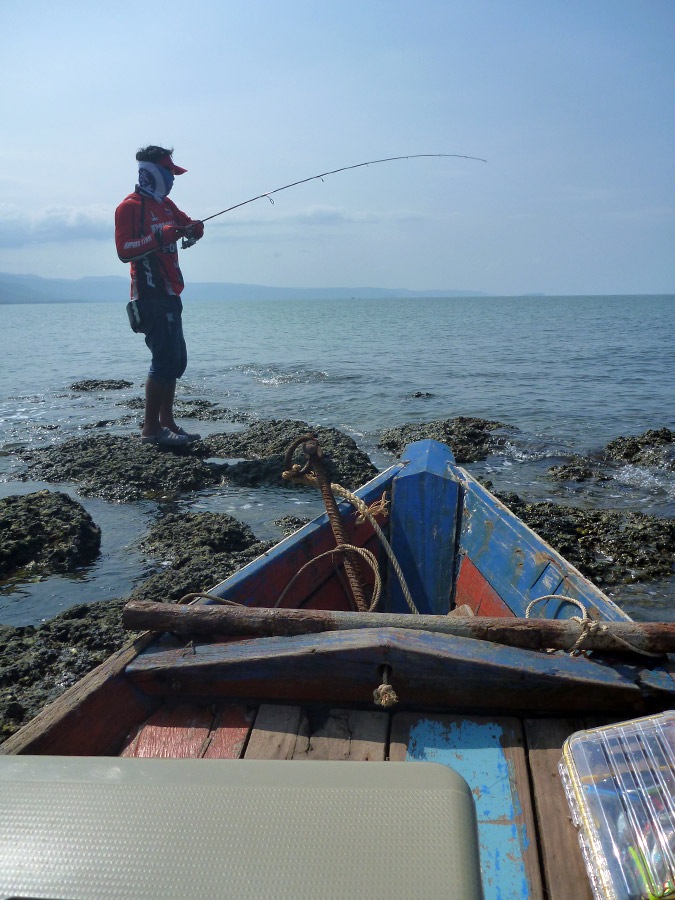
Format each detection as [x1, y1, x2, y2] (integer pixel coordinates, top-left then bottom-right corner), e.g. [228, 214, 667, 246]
[115, 145, 204, 446]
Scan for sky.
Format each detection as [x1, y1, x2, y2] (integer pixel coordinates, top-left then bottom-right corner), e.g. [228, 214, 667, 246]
[1, 0, 673, 295]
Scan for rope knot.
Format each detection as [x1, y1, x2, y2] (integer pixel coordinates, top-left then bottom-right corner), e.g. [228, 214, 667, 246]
[373, 682, 398, 708]
[570, 617, 604, 656]
[373, 666, 398, 708]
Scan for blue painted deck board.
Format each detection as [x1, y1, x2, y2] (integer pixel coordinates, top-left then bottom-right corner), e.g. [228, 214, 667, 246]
[391, 713, 543, 900]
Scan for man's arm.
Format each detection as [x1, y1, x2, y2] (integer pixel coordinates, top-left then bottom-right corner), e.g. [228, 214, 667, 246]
[115, 199, 185, 262]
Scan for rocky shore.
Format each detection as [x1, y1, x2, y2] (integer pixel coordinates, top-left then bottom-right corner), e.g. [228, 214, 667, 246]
[1, 414, 673, 743]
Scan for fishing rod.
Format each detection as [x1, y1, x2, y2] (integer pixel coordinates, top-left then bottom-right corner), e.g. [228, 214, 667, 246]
[182, 153, 486, 247]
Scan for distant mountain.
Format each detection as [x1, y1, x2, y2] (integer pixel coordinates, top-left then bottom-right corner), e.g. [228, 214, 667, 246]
[0, 272, 485, 304]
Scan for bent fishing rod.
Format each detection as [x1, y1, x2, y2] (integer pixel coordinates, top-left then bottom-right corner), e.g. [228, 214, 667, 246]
[182, 153, 486, 247]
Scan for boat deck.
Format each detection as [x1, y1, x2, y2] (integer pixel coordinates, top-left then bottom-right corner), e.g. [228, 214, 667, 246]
[119, 697, 599, 900]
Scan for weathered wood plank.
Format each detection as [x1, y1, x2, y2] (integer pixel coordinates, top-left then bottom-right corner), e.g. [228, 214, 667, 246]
[458, 478, 630, 622]
[390, 712, 543, 900]
[292, 709, 389, 761]
[523, 718, 593, 900]
[0, 633, 158, 756]
[386, 440, 461, 615]
[122, 600, 675, 654]
[125, 628, 646, 713]
[120, 702, 214, 758]
[202, 704, 256, 759]
[244, 705, 389, 761]
[244, 704, 305, 759]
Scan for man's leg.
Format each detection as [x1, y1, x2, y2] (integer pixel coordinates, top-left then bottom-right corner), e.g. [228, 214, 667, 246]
[158, 379, 179, 433]
[142, 376, 164, 438]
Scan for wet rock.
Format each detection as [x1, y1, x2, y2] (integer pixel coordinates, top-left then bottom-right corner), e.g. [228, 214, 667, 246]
[547, 457, 611, 483]
[70, 379, 133, 391]
[0, 598, 129, 741]
[173, 399, 254, 424]
[128, 544, 270, 606]
[130, 511, 271, 605]
[379, 416, 509, 463]
[0, 509, 271, 741]
[19, 434, 226, 502]
[275, 515, 311, 535]
[140, 511, 258, 564]
[497, 492, 675, 586]
[603, 428, 674, 471]
[121, 397, 146, 411]
[200, 419, 378, 489]
[0, 491, 101, 581]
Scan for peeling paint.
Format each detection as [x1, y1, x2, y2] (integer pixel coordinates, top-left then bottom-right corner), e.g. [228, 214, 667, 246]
[407, 718, 531, 899]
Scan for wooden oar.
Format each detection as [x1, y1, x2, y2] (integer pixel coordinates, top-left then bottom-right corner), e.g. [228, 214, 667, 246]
[122, 600, 675, 656]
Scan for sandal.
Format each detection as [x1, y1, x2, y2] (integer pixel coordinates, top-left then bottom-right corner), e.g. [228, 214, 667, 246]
[174, 426, 202, 442]
[140, 427, 189, 446]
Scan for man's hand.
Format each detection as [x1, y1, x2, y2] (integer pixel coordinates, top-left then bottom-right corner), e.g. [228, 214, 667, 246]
[180, 221, 205, 249]
[159, 224, 184, 245]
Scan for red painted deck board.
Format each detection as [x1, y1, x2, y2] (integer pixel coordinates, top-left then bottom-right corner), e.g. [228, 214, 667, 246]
[202, 704, 255, 759]
[120, 703, 214, 758]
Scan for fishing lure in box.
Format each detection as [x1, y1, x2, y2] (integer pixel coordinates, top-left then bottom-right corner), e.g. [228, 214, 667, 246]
[559, 711, 675, 900]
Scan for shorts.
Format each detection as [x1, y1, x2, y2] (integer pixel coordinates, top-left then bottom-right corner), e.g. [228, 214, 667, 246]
[141, 294, 188, 382]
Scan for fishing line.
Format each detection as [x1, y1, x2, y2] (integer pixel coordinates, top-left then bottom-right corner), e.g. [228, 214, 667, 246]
[200, 153, 487, 223]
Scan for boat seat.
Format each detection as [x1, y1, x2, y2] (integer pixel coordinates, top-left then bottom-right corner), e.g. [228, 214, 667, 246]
[0, 756, 482, 899]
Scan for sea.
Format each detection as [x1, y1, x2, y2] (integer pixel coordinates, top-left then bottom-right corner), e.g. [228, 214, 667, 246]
[1, 294, 674, 627]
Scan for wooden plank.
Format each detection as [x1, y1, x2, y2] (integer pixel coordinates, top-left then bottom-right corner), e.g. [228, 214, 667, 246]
[126, 628, 646, 713]
[390, 712, 543, 900]
[458, 477, 630, 622]
[244, 704, 305, 759]
[292, 709, 390, 761]
[523, 718, 593, 900]
[386, 439, 461, 615]
[0, 633, 158, 756]
[244, 704, 389, 761]
[203, 704, 256, 759]
[120, 702, 214, 758]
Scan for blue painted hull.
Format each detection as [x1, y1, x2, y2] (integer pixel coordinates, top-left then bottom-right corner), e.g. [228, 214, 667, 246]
[209, 438, 629, 623]
[5, 441, 674, 900]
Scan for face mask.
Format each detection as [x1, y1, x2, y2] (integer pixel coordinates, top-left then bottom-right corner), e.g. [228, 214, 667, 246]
[160, 166, 175, 195]
[137, 162, 173, 201]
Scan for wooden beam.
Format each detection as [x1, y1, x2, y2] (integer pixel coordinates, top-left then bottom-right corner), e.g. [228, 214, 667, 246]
[124, 628, 648, 713]
[122, 600, 675, 655]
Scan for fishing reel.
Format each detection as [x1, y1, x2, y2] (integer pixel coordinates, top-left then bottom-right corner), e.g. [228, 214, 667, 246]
[181, 226, 198, 250]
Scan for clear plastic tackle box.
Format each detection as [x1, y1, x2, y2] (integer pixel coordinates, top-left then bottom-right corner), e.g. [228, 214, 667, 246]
[559, 711, 675, 900]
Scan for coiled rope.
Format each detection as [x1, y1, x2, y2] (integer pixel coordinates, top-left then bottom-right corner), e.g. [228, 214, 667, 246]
[282, 467, 418, 614]
[276, 543, 383, 611]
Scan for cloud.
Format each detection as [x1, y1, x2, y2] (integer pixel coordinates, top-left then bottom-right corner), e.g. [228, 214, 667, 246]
[0, 204, 111, 247]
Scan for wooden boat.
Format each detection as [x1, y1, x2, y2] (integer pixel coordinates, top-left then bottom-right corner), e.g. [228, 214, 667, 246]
[2, 438, 674, 899]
